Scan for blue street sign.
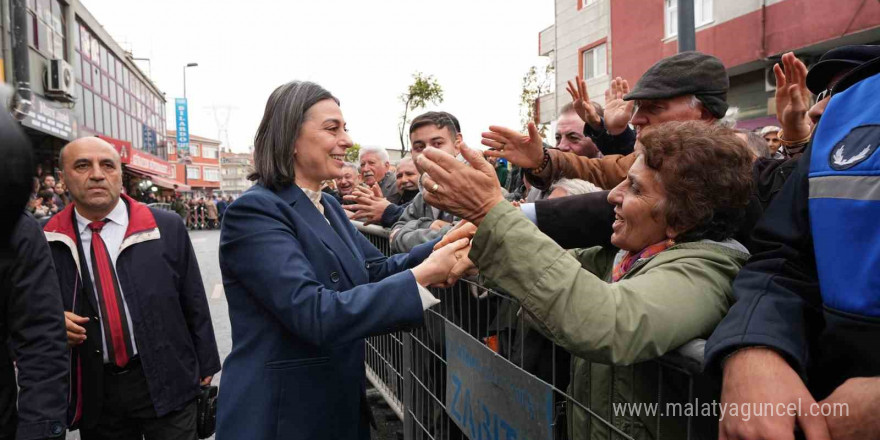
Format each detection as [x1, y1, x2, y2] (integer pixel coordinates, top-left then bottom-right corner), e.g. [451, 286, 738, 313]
[175, 98, 190, 162]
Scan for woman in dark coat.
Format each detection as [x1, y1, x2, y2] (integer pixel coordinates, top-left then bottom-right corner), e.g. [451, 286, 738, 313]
[216, 81, 466, 440]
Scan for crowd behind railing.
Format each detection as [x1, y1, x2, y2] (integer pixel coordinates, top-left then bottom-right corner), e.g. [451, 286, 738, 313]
[2, 44, 878, 440]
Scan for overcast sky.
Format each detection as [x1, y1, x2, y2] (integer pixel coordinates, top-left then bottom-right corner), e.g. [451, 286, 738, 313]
[80, 0, 555, 154]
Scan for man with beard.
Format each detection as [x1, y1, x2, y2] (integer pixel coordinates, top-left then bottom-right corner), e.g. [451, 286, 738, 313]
[344, 158, 419, 227]
[358, 146, 396, 198]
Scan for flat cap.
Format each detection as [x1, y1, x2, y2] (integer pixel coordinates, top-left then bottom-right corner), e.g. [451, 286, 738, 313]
[805, 45, 880, 94]
[624, 51, 729, 118]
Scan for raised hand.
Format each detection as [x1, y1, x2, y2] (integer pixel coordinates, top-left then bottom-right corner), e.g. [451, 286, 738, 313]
[774, 52, 812, 142]
[343, 185, 391, 225]
[418, 142, 505, 226]
[482, 122, 545, 169]
[566, 77, 601, 128]
[603, 77, 635, 135]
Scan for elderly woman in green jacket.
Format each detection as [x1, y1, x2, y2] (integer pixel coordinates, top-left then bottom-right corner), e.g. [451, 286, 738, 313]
[417, 121, 754, 439]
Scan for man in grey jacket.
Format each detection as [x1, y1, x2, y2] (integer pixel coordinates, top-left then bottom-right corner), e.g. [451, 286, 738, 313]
[390, 112, 463, 253]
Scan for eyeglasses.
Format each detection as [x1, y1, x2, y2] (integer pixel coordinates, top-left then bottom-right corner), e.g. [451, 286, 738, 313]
[815, 88, 831, 103]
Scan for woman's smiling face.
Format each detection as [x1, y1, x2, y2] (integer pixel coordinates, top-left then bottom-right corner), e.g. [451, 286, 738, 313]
[293, 99, 353, 190]
[607, 152, 673, 252]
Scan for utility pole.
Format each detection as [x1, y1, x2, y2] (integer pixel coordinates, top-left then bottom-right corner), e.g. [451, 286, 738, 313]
[677, 0, 696, 52]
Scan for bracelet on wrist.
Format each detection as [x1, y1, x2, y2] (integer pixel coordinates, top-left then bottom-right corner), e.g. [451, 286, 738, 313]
[777, 128, 812, 147]
[531, 150, 551, 175]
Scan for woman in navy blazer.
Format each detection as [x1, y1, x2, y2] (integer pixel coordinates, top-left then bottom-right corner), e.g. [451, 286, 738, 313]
[216, 81, 467, 440]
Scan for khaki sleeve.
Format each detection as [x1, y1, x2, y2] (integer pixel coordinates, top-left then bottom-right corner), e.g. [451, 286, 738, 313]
[470, 201, 735, 366]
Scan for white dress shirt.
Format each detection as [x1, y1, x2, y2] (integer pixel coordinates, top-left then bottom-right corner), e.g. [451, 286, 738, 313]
[75, 199, 139, 363]
[301, 187, 439, 310]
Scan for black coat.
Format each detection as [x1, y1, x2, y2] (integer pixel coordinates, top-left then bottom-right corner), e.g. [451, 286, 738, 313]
[43, 195, 220, 429]
[0, 214, 69, 440]
[705, 58, 880, 398]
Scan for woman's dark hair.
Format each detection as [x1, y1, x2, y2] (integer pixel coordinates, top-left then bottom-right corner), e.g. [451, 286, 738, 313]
[639, 121, 754, 243]
[249, 81, 339, 190]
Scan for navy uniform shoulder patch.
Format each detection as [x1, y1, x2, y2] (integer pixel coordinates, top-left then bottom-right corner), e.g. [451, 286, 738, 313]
[829, 124, 880, 170]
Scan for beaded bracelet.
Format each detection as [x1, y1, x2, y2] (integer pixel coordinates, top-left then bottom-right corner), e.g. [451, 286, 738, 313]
[531, 150, 551, 175]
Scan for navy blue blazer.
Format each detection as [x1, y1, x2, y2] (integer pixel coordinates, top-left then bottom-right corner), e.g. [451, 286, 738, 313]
[216, 184, 434, 440]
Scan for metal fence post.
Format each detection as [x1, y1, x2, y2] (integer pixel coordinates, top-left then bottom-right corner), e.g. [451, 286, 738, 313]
[403, 330, 414, 439]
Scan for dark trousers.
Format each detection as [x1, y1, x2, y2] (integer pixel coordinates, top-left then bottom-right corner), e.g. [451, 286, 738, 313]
[80, 358, 197, 440]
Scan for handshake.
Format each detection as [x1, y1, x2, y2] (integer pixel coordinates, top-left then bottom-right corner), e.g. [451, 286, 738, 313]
[410, 221, 480, 288]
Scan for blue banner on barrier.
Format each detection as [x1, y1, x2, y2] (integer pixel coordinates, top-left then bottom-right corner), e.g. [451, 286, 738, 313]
[445, 321, 554, 440]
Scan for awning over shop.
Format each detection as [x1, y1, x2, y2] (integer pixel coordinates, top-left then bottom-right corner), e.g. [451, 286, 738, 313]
[124, 166, 191, 192]
[151, 175, 191, 192]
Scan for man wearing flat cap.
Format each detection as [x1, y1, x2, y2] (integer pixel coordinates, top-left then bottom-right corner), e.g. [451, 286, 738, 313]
[483, 51, 728, 192]
[469, 51, 761, 251]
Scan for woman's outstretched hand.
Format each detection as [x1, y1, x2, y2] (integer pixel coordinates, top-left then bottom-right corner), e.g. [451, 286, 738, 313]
[412, 238, 471, 287]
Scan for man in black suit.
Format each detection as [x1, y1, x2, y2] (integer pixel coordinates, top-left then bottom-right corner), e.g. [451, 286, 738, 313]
[0, 100, 70, 440]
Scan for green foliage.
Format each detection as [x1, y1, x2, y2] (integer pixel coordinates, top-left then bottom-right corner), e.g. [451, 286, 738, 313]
[345, 143, 361, 163]
[520, 63, 554, 138]
[398, 72, 444, 156]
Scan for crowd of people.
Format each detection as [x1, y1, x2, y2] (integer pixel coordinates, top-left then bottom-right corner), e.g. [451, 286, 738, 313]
[1, 44, 878, 440]
[23, 164, 236, 233]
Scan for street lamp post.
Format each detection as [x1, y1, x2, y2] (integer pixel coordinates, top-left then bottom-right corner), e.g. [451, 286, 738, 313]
[182, 63, 198, 186]
[183, 62, 198, 99]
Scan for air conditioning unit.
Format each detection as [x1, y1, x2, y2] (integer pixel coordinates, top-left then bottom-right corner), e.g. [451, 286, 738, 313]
[764, 66, 777, 92]
[46, 59, 75, 101]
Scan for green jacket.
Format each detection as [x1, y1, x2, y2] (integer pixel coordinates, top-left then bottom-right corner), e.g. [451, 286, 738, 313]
[470, 201, 749, 440]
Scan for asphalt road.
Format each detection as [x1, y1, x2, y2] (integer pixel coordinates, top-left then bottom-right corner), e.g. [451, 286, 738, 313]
[67, 229, 402, 439]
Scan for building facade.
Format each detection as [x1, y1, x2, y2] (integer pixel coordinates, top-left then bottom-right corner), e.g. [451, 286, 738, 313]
[166, 131, 222, 197]
[537, 0, 880, 127]
[219, 150, 253, 197]
[1, 0, 173, 198]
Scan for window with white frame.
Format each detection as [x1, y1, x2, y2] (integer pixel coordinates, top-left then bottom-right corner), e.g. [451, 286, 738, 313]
[186, 166, 200, 180]
[202, 146, 218, 159]
[582, 44, 607, 80]
[191, 144, 201, 157]
[665, 0, 713, 38]
[203, 167, 220, 182]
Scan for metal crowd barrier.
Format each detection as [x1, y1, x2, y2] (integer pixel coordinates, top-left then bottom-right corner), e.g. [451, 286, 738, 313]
[355, 221, 717, 440]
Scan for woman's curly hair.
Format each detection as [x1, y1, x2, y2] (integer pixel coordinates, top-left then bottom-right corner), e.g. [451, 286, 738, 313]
[638, 121, 754, 243]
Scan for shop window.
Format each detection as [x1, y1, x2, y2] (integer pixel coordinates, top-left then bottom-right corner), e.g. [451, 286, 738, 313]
[83, 88, 94, 129]
[582, 43, 607, 80]
[73, 84, 84, 126]
[103, 100, 111, 136]
[187, 166, 201, 180]
[28, 0, 66, 59]
[665, 0, 713, 38]
[94, 95, 103, 133]
[111, 107, 118, 139]
[203, 167, 220, 182]
[202, 146, 218, 160]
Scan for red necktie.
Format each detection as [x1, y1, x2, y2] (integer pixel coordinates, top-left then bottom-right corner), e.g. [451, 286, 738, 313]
[88, 220, 133, 367]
